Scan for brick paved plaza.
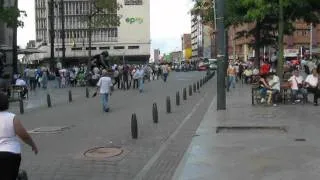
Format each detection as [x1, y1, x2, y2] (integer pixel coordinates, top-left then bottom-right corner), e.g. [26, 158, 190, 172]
[17, 71, 215, 180]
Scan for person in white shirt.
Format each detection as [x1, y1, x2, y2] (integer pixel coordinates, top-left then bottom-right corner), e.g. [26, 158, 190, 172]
[288, 70, 307, 103]
[0, 93, 38, 179]
[304, 69, 319, 106]
[15, 76, 28, 98]
[267, 73, 281, 106]
[135, 66, 145, 93]
[96, 70, 113, 112]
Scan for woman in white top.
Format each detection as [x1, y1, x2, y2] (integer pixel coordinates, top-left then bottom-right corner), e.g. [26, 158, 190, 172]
[304, 69, 320, 106]
[0, 93, 38, 179]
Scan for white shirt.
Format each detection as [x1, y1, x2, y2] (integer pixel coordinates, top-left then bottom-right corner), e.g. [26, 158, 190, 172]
[15, 79, 26, 86]
[0, 112, 21, 154]
[288, 75, 303, 90]
[97, 76, 112, 94]
[305, 74, 318, 87]
[269, 75, 280, 91]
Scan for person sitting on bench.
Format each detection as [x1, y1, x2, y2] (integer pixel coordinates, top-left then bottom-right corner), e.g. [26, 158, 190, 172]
[304, 69, 319, 106]
[15, 76, 28, 99]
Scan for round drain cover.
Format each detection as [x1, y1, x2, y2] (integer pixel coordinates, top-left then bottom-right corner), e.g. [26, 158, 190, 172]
[84, 147, 123, 158]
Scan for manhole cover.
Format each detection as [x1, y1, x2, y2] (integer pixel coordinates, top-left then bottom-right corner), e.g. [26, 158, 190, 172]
[84, 147, 123, 158]
[216, 126, 287, 134]
[28, 126, 71, 134]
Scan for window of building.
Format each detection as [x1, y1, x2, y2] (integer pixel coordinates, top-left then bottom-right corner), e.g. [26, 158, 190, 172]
[114, 46, 125, 49]
[128, 46, 139, 49]
[72, 47, 82, 51]
[86, 47, 97, 50]
[100, 47, 110, 50]
[125, 0, 143, 5]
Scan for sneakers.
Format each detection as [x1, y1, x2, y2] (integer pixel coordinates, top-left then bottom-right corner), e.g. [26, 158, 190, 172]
[260, 98, 266, 103]
[314, 103, 318, 106]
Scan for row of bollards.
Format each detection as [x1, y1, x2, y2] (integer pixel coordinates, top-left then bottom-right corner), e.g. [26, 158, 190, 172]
[19, 88, 90, 114]
[130, 71, 216, 139]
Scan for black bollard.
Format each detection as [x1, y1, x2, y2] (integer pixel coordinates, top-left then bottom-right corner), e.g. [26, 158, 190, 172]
[131, 113, 138, 139]
[47, 94, 52, 108]
[86, 87, 89, 98]
[68, 90, 72, 102]
[183, 88, 187, 100]
[193, 83, 196, 92]
[189, 85, 192, 96]
[197, 81, 200, 91]
[176, 91, 180, 106]
[152, 103, 158, 123]
[166, 96, 171, 113]
[19, 98, 24, 114]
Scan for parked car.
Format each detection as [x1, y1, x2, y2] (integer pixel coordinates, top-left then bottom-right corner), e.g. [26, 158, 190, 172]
[209, 63, 217, 70]
[198, 62, 208, 71]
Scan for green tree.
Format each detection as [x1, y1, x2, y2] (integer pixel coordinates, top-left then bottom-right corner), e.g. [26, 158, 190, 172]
[85, 0, 122, 67]
[225, 0, 320, 73]
[0, 0, 27, 74]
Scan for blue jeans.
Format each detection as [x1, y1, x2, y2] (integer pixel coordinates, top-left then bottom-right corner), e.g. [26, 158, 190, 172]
[292, 88, 307, 102]
[139, 78, 144, 92]
[228, 76, 236, 89]
[260, 88, 268, 99]
[101, 93, 109, 111]
[163, 73, 168, 82]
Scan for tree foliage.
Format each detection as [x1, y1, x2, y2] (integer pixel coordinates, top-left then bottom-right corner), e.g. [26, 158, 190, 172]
[88, 0, 122, 27]
[224, 0, 320, 66]
[0, 3, 27, 28]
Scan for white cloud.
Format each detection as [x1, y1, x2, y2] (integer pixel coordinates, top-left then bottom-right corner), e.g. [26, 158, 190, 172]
[18, 0, 193, 54]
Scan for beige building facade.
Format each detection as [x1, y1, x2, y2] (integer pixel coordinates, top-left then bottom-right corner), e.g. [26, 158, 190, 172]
[32, 0, 150, 64]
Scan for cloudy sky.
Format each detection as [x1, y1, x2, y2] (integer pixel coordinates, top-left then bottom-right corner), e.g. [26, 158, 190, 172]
[17, 0, 193, 55]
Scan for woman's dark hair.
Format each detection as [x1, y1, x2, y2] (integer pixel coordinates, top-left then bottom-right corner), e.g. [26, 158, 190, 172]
[0, 93, 9, 111]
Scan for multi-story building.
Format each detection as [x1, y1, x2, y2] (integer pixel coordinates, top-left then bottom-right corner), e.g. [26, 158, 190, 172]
[191, 14, 203, 60]
[153, 48, 160, 64]
[33, 0, 150, 65]
[170, 51, 183, 63]
[181, 33, 191, 61]
[229, 21, 320, 61]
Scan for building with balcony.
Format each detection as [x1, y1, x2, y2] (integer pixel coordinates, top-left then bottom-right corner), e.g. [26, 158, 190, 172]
[31, 0, 150, 65]
[191, 14, 203, 60]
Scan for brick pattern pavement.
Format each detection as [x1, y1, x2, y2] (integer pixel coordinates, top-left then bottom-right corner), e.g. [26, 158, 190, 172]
[17, 72, 216, 180]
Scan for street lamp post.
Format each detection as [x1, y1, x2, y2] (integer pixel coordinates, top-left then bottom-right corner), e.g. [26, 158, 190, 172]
[310, 23, 313, 59]
[216, 0, 226, 110]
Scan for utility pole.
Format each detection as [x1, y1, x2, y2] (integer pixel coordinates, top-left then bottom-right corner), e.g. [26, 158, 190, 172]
[216, 0, 226, 110]
[277, 0, 284, 80]
[60, 0, 66, 65]
[12, 0, 18, 74]
[48, 0, 55, 70]
[87, 0, 93, 70]
[310, 23, 313, 59]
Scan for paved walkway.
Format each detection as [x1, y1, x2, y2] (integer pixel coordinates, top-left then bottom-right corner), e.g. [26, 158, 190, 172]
[18, 71, 217, 180]
[173, 83, 320, 180]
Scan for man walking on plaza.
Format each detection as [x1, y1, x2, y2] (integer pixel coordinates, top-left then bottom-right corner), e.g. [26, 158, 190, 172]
[135, 66, 144, 93]
[96, 70, 113, 112]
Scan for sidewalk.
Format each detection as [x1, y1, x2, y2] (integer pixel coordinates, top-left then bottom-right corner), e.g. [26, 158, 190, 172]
[173, 84, 320, 180]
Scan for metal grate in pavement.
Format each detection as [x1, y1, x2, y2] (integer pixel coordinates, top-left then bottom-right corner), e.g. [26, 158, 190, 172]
[84, 147, 123, 159]
[216, 126, 288, 134]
